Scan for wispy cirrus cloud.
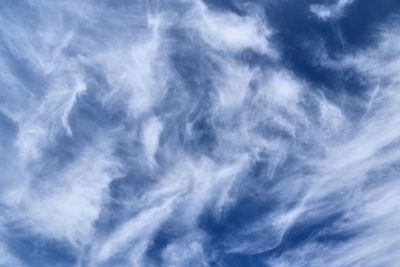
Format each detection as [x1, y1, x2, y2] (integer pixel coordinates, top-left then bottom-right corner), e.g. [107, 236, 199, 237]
[266, 19, 400, 267]
[0, 0, 399, 267]
[310, 0, 356, 20]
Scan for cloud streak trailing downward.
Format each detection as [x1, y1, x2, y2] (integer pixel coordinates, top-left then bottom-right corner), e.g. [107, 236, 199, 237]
[0, 0, 399, 266]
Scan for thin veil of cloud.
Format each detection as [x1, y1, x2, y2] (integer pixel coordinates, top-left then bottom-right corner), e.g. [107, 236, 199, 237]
[0, 1, 399, 267]
[310, 0, 356, 21]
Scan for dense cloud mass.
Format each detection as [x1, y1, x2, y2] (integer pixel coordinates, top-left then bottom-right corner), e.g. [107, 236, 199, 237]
[0, 0, 400, 266]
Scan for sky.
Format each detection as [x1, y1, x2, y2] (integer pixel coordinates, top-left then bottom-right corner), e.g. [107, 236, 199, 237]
[0, 0, 400, 266]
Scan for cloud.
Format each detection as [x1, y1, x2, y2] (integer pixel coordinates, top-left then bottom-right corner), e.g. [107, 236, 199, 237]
[24, 143, 120, 242]
[1, 0, 399, 266]
[310, 0, 355, 21]
[91, 195, 178, 266]
[266, 19, 400, 267]
[141, 115, 163, 167]
[0, 243, 24, 267]
[185, 0, 274, 54]
[162, 231, 209, 267]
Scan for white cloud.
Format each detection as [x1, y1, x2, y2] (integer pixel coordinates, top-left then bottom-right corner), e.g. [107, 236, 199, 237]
[184, 0, 274, 55]
[2, 0, 399, 266]
[97, 13, 171, 116]
[0, 243, 24, 267]
[214, 58, 256, 110]
[266, 21, 400, 267]
[142, 115, 163, 166]
[91, 196, 178, 266]
[162, 232, 209, 267]
[310, 0, 355, 20]
[20, 141, 121, 244]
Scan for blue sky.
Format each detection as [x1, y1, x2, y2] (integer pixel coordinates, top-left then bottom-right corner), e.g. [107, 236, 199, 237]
[1, 0, 400, 266]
